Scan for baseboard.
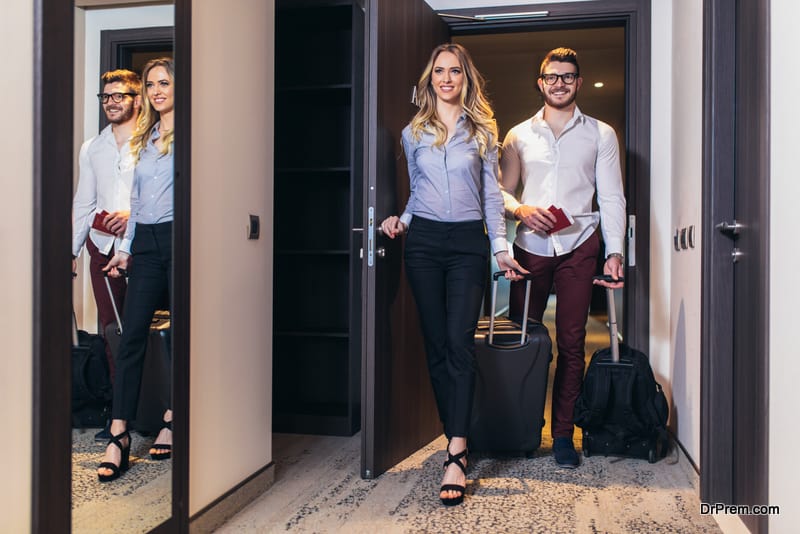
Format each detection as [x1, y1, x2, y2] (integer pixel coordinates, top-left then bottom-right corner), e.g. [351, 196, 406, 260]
[188, 461, 275, 533]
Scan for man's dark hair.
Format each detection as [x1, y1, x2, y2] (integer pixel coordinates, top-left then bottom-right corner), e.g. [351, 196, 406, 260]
[539, 47, 580, 76]
[101, 69, 141, 94]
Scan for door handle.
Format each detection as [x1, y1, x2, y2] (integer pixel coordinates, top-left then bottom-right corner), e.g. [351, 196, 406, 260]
[376, 247, 386, 259]
[716, 220, 744, 236]
[731, 248, 743, 263]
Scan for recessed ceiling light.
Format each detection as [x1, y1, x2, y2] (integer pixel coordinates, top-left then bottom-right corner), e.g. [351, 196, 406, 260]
[594, 82, 604, 88]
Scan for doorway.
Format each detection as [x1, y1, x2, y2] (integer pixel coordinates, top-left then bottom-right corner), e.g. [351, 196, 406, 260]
[272, 0, 651, 482]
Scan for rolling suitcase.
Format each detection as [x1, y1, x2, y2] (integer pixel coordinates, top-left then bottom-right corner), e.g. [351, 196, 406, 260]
[574, 277, 669, 462]
[71, 311, 112, 428]
[103, 273, 171, 435]
[469, 272, 553, 456]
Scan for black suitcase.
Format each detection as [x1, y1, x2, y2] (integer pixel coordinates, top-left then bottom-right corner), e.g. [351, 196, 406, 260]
[469, 272, 553, 456]
[574, 278, 669, 462]
[103, 273, 171, 435]
[71, 312, 112, 428]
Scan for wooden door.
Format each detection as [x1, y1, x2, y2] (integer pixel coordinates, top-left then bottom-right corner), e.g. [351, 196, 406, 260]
[701, 1, 769, 531]
[361, 0, 449, 479]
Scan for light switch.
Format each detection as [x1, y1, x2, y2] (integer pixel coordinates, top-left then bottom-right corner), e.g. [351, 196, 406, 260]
[247, 214, 260, 240]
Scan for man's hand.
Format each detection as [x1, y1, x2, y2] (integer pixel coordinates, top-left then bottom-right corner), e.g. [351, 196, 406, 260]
[594, 255, 624, 289]
[103, 251, 130, 278]
[495, 251, 530, 281]
[380, 216, 408, 239]
[514, 205, 557, 233]
[104, 210, 130, 237]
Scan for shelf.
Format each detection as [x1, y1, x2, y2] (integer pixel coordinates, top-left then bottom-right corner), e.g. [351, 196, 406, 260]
[275, 249, 349, 256]
[276, 83, 351, 93]
[275, 331, 349, 340]
[275, 166, 350, 174]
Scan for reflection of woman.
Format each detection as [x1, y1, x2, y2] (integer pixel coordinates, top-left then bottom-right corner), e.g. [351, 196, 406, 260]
[98, 57, 175, 482]
[380, 44, 526, 506]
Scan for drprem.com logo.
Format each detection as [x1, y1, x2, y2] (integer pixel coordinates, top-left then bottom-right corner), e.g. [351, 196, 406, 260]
[700, 503, 780, 516]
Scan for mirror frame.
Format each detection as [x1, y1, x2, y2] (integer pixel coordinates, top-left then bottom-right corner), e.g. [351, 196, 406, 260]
[32, 0, 191, 532]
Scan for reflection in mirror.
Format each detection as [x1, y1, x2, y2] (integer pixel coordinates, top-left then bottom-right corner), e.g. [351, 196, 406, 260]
[70, 3, 174, 533]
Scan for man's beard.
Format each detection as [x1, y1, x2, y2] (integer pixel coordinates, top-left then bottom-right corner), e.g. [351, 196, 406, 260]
[542, 88, 577, 109]
[105, 104, 135, 125]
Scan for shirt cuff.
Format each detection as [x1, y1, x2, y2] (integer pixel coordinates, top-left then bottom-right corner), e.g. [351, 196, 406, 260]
[119, 238, 133, 256]
[605, 239, 625, 258]
[399, 213, 413, 227]
[490, 237, 508, 256]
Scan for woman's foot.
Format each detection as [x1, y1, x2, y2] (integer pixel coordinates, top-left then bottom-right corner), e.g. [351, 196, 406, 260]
[440, 437, 468, 506]
[149, 409, 172, 460]
[97, 420, 130, 482]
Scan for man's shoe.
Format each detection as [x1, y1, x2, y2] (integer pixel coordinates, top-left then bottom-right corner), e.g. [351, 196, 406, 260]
[94, 421, 112, 443]
[552, 437, 580, 469]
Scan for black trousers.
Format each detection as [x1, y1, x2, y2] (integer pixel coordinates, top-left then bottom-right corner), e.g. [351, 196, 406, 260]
[112, 222, 172, 421]
[404, 216, 488, 439]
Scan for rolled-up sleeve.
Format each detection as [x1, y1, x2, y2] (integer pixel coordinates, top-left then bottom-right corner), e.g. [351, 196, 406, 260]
[595, 123, 626, 256]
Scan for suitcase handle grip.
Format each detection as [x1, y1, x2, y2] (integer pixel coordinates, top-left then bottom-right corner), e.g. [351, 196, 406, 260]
[492, 270, 532, 281]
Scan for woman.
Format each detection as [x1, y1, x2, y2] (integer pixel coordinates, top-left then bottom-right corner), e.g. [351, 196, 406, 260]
[380, 44, 527, 506]
[98, 57, 175, 482]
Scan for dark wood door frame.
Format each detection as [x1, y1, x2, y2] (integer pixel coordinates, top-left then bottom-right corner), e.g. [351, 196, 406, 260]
[441, 0, 651, 350]
[32, 1, 191, 532]
[701, 1, 769, 532]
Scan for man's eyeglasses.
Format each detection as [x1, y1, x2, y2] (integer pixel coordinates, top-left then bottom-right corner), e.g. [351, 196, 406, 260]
[539, 73, 578, 85]
[97, 92, 137, 104]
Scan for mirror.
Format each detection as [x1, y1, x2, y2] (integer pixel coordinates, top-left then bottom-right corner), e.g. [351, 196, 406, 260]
[70, 2, 175, 532]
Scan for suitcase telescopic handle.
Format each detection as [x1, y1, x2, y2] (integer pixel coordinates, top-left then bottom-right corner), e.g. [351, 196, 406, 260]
[593, 275, 624, 362]
[489, 271, 532, 347]
[103, 271, 126, 334]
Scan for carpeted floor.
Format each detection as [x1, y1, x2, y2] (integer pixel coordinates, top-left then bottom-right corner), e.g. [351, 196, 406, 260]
[217, 304, 721, 533]
[71, 428, 171, 533]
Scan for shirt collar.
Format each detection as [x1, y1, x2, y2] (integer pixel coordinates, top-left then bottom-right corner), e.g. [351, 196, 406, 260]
[531, 105, 585, 127]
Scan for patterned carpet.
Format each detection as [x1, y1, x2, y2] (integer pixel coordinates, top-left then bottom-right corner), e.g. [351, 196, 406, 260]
[218, 306, 721, 533]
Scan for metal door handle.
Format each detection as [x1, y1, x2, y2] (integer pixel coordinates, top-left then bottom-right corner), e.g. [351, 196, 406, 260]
[731, 248, 743, 263]
[376, 247, 386, 258]
[716, 220, 744, 236]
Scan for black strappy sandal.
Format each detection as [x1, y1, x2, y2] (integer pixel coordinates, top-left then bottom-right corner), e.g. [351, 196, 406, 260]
[97, 430, 131, 482]
[150, 420, 172, 460]
[440, 445, 468, 506]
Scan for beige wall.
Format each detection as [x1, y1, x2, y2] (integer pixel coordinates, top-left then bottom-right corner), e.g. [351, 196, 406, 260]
[770, 0, 799, 530]
[189, 0, 275, 515]
[0, 1, 33, 532]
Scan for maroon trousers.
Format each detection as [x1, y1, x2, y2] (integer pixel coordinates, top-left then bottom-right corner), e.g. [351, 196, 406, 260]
[86, 238, 127, 379]
[509, 233, 599, 438]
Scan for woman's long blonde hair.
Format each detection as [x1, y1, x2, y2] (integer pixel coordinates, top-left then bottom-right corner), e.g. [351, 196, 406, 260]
[409, 43, 497, 159]
[130, 57, 174, 163]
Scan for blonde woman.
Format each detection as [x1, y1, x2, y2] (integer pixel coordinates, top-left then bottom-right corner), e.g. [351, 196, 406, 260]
[98, 57, 175, 482]
[380, 44, 526, 506]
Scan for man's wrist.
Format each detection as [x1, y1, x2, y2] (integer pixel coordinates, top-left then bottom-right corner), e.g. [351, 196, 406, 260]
[607, 252, 624, 262]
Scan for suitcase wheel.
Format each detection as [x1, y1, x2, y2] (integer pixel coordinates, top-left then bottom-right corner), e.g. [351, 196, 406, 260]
[648, 448, 657, 463]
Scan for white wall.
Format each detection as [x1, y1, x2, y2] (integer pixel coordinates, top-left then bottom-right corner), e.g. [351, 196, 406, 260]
[666, 0, 703, 463]
[769, 0, 799, 530]
[0, 1, 33, 532]
[189, 0, 275, 516]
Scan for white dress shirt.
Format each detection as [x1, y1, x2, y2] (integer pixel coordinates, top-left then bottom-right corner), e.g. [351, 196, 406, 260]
[72, 124, 135, 257]
[500, 106, 626, 257]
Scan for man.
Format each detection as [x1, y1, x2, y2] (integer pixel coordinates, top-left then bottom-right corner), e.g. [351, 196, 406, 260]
[499, 47, 626, 468]
[72, 69, 141, 440]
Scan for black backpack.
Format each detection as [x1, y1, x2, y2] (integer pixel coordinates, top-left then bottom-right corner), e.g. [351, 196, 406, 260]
[71, 329, 112, 428]
[574, 343, 669, 461]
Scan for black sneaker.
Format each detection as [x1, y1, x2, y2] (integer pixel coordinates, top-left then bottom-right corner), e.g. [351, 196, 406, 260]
[552, 437, 580, 469]
[94, 421, 112, 443]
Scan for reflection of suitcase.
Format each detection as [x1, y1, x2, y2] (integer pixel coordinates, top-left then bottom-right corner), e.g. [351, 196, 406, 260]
[469, 272, 553, 456]
[103, 274, 171, 435]
[71, 312, 112, 428]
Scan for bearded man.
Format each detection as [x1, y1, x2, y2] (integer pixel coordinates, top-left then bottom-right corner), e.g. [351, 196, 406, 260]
[499, 47, 626, 468]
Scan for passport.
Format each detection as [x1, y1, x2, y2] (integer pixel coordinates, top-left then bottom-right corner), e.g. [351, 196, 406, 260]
[91, 210, 113, 235]
[546, 205, 574, 234]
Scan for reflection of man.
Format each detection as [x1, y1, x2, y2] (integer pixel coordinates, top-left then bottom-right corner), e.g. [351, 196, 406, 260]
[72, 69, 141, 439]
[500, 48, 626, 468]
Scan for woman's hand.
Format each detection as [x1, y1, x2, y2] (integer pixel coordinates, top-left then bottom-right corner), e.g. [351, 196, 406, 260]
[495, 251, 529, 281]
[103, 251, 130, 278]
[380, 216, 408, 239]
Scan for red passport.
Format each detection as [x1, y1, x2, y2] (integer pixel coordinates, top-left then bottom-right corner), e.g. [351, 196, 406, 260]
[91, 210, 113, 235]
[546, 205, 574, 234]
